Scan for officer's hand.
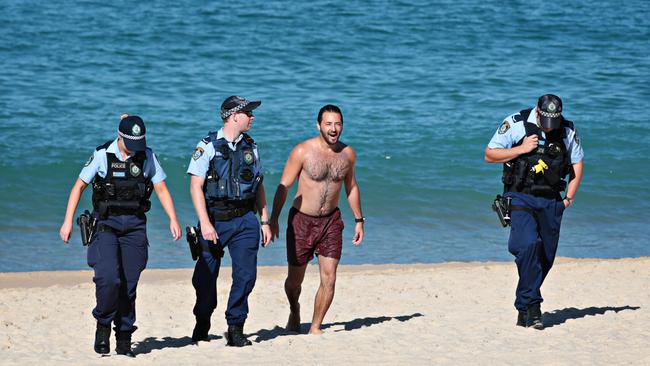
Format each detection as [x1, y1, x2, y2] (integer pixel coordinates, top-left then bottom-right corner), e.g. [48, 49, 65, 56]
[201, 222, 219, 244]
[270, 219, 280, 241]
[352, 223, 364, 246]
[261, 224, 272, 247]
[519, 135, 539, 154]
[59, 221, 73, 244]
[169, 220, 182, 241]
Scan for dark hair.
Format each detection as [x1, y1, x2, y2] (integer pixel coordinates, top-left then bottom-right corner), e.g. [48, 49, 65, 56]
[317, 104, 343, 123]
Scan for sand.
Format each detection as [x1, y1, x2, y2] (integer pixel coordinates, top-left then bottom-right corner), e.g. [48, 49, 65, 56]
[1, 258, 649, 365]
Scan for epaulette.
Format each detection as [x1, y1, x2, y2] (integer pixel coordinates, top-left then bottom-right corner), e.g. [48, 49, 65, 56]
[95, 140, 112, 151]
[562, 118, 575, 130]
[201, 135, 212, 144]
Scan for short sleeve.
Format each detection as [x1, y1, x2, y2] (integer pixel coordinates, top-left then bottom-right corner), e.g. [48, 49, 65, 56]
[79, 150, 104, 184]
[147, 150, 167, 184]
[187, 140, 215, 177]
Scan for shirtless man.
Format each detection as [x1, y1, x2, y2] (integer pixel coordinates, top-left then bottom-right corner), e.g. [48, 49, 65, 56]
[270, 104, 364, 334]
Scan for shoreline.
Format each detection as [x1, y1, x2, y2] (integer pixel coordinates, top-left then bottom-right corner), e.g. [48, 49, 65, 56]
[1, 256, 649, 288]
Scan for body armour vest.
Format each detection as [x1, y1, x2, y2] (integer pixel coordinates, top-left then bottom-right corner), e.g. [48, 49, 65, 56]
[92, 141, 153, 217]
[502, 109, 571, 198]
[203, 132, 263, 210]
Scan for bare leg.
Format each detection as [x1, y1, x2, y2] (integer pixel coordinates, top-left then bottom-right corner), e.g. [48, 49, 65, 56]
[285, 264, 307, 332]
[309, 256, 339, 334]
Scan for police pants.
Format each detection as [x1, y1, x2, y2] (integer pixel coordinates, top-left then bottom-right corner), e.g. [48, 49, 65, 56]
[506, 192, 565, 311]
[192, 211, 260, 326]
[87, 215, 148, 333]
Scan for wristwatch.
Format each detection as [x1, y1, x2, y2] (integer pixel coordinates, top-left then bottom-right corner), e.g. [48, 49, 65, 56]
[354, 217, 365, 223]
[563, 196, 574, 205]
[260, 220, 270, 226]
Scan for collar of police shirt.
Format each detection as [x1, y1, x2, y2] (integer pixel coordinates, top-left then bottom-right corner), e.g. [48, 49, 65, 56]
[109, 138, 135, 161]
[216, 127, 244, 151]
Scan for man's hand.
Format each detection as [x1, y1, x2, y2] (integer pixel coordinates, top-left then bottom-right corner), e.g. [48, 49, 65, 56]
[270, 218, 280, 241]
[169, 219, 182, 241]
[261, 224, 272, 247]
[519, 135, 539, 154]
[352, 222, 364, 246]
[59, 221, 73, 244]
[200, 220, 219, 244]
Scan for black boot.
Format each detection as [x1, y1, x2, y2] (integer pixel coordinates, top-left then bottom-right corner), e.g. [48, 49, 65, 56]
[516, 311, 527, 327]
[226, 324, 252, 347]
[526, 304, 544, 330]
[94, 323, 111, 354]
[115, 331, 135, 357]
[192, 317, 211, 343]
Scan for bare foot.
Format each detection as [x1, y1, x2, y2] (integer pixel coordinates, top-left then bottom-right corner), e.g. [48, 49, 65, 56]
[286, 308, 301, 333]
[308, 327, 324, 335]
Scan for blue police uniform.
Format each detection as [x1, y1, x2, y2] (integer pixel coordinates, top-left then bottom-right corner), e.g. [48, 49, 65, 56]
[187, 128, 263, 327]
[488, 108, 583, 312]
[80, 139, 166, 333]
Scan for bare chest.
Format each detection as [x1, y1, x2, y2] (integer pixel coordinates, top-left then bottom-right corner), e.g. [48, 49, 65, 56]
[303, 153, 350, 182]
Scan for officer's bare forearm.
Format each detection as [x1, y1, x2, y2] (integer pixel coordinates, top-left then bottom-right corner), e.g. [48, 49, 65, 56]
[484, 146, 525, 163]
[270, 184, 289, 221]
[256, 183, 270, 221]
[566, 161, 584, 199]
[63, 178, 88, 224]
[189, 177, 211, 225]
[154, 181, 179, 222]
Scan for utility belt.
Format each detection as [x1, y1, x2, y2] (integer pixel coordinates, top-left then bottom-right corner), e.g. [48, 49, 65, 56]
[207, 199, 255, 221]
[94, 200, 151, 218]
[185, 226, 224, 260]
[492, 194, 542, 228]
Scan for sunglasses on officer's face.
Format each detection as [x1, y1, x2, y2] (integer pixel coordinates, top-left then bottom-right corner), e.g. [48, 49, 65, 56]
[240, 111, 254, 117]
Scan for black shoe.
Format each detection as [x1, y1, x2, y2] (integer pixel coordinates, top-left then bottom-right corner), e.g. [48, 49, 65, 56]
[516, 311, 527, 327]
[226, 324, 252, 347]
[526, 304, 544, 330]
[192, 318, 211, 343]
[115, 331, 135, 357]
[94, 323, 111, 354]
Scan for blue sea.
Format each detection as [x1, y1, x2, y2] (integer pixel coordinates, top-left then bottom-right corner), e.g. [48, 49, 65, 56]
[1, 0, 649, 272]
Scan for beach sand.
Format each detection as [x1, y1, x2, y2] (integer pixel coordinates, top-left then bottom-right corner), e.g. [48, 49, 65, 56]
[1, 258, 648, 365]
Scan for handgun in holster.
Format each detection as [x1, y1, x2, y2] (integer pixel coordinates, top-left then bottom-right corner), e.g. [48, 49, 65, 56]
[492, 195, 512, 228]
[76, 210, 97, 246]
[186, 226, 225, 261]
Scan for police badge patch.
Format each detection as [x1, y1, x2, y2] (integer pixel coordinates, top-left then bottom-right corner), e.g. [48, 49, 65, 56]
[192, 147, 204, 160]
[132, 124, 141, 136]
[574, 128, 580, 145]
[84, 155, 94, 167]
[498, 121, 510, 134]
[130, 163, 141, 176]
[243, 150, 254, 165]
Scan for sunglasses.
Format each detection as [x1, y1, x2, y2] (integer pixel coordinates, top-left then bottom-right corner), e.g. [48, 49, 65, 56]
[239, 110, 254, 117]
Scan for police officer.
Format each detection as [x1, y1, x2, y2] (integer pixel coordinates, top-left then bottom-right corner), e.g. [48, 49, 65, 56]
[484, 94, 584, 329]
[59, 114, 182, 356]
[187, 96, 272, 347]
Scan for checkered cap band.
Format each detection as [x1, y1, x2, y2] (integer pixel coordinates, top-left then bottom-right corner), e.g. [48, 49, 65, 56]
[221, 100, 250, 119]
[118, 130, 146, 140]
[540, 110, 561, 118]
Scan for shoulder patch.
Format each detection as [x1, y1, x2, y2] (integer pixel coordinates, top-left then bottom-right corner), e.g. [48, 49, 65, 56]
[84, 154, 94, 167]
[498, 121, 510, 134]
[573, 128, 580, 145]
[192, 147, 205, 160]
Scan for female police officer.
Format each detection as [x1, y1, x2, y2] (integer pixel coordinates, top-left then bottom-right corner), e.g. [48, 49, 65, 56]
[59, 114, 181, 357]
[187, 96, 272, 347]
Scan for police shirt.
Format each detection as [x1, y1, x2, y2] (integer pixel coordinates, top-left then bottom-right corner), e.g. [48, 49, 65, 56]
[79, 139, 167, 184]
[488, 107, 584, 164]
[187, 128, 262, 177]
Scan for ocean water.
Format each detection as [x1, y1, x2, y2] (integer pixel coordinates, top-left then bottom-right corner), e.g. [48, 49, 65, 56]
[1, 0, 649, 272]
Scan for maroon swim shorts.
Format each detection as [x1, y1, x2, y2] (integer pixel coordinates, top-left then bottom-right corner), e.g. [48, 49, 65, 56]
[286, 207, 344, 266]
